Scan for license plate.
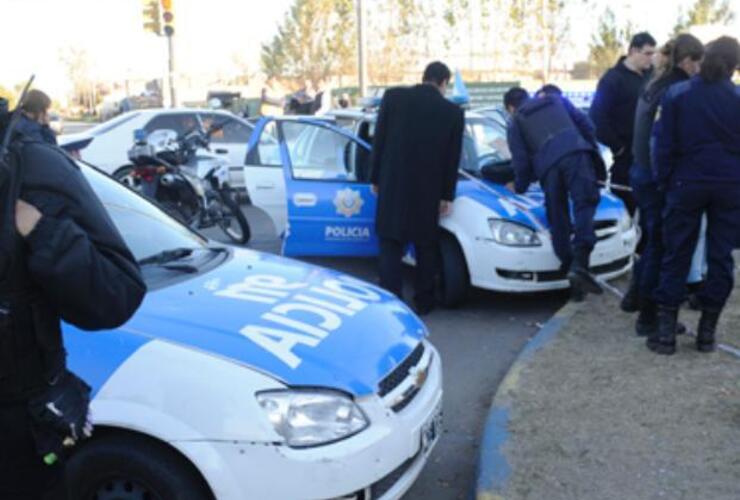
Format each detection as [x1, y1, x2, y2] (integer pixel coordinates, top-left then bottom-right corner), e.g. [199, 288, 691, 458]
[420, 403, 443, 454]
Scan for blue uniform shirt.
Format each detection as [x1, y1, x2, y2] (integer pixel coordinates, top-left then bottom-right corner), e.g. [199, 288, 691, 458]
[652, 76, 740, 189]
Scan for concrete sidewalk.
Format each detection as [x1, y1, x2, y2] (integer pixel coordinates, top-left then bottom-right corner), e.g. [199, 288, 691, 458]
[476, 276, 740, 500]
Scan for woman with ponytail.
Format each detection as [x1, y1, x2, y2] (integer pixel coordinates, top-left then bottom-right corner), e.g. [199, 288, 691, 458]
[649, 36, 740, 355]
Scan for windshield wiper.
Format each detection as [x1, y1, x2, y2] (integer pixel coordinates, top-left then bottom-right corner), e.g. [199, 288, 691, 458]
[138, 247, 195, 266]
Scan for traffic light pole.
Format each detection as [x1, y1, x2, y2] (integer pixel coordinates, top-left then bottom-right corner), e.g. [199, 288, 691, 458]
[167, 32, 177, 107]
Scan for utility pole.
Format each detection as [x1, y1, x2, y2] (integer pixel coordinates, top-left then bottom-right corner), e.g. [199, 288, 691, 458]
[166, 33, 177, 107]
[357, 0, 368, 97]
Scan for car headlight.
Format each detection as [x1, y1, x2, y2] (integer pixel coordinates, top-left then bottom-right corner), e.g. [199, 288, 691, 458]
[488, 219, 541, 246]
[256, 389, 368, 448]
[620, 214, 633, 232]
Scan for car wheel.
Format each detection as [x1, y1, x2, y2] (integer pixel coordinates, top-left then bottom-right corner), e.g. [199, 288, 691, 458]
[438, 233, 469, 307]
[113, 165, 141, 191]
[67, 433, 213, 500]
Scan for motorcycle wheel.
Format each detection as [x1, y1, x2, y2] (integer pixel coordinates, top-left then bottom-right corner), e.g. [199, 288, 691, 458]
[113, 165, 141, 192]
[216, 188, 251, 245]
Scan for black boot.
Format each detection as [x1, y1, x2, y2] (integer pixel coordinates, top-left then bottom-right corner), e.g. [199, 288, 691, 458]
[636, 302, 686, 337]
[635, 301, 657, 337]
[620, 272, 640, 313]
[646, 306, 678, 355]
[696, 309, 720, 353]
[567, 250, 603, 295]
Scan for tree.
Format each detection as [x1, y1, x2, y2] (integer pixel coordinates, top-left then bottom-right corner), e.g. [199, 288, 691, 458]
[587, 8, 633, 78]
[259, 0, 356, 89]
[673, 0, 735, 35]
[367, 0, 426, 85]
[0, 84, 18, 109]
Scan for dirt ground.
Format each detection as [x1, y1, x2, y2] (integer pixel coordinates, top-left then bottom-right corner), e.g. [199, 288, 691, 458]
[501, 276, 740, 500]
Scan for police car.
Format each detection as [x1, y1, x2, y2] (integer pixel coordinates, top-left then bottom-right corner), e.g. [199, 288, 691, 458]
[242, 108, 636, 306]
[65, 163, 443, 499]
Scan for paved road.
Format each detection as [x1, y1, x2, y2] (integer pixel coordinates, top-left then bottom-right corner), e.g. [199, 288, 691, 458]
[205, 206, 566, 499]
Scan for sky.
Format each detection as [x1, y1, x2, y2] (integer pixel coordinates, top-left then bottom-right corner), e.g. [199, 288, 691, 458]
[1, 0, 738, 98]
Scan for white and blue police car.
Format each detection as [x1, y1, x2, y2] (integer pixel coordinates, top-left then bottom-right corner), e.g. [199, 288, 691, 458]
[65, 163, 443, 499]
[242, 108, 636, 306]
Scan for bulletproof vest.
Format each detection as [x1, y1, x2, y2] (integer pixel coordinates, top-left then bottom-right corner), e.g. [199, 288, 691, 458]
[515, 96, 577, 155]
[0, 130, 65, 399]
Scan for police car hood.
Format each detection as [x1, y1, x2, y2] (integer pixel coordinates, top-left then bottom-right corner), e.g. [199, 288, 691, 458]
[113, 248, 426, 397]
[458, 177, 626, 228]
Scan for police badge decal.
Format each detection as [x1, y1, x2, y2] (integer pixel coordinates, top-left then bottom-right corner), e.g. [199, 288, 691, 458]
[333, 188, 364, 218]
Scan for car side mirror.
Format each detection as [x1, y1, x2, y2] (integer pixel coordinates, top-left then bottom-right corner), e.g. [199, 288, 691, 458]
[480, 160, 515, 184]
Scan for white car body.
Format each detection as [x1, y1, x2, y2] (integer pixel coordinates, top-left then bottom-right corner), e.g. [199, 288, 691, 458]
[59, 108, 253, 188]
[71, 164, 444, 499]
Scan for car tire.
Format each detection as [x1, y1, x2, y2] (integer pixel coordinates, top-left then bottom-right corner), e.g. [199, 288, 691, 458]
[438, 233, 469, 307]
[113, 165, 141, 191]
[67, 433, 213, 500]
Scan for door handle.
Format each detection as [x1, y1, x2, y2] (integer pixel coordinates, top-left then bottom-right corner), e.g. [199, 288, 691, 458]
[215, 148, 228, 155]
[256, 182, 276, 189]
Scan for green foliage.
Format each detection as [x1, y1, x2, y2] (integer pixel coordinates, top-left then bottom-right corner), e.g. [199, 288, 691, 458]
[588, 8, 633, 78]
[260, 0, 356, 88]
[673, 0, 735, 35]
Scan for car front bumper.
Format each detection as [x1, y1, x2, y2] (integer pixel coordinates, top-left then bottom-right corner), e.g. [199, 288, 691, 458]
[468, 225, 637, 293]
[177, 342, 443, 500]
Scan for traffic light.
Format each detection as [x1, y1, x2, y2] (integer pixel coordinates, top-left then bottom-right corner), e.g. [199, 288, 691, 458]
[161, 0, 175, 36]
[141, 0, 161, 35]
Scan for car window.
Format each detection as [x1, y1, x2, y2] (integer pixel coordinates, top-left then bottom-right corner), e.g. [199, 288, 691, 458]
[200, 113, 253, 144]
[461, 117, 511, 173]
[144, 113, 199, 137]
[246, 121, 282, 166]
[87, 112, 141, 136]
[80, 164, 207, 261]
[281, 122, 370, 182]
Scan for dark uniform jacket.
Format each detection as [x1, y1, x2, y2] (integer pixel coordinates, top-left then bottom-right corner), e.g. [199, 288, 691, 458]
[15, 115, 57, 145]
[370, 85, 464, 242]
[653, 76, 740, 189]
[632, 68, 689, 170]
[19, 142, 146, 329]
[0, 137, 146, 398]
[590, 57, 650, 163]
[508, 95, 603, 194]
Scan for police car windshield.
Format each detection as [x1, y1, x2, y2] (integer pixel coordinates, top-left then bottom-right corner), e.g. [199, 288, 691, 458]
[460, 117, 512, 173]
[79, 163, 208, 262]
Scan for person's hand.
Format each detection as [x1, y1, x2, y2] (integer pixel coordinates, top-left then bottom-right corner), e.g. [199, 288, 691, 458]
[440, 200, 452, 217]
[505, 181, 516, 192]
[371, 184, 379, 195]
[15, 199, 42, 237]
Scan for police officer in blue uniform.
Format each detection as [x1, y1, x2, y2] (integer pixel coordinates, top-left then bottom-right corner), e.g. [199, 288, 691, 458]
[504, 87, 606, 299]
[650, 36, 740, 355]
[628, 34, 704, 336]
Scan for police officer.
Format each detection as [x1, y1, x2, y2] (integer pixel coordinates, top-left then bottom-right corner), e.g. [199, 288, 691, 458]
[504, 86, 605, 299]
[649, 36, 740, 355]
[15, 89, 57, 145]
[590, 32, 657, 215]
[628, 34, 704, 336]
[1, 91, 146, 497]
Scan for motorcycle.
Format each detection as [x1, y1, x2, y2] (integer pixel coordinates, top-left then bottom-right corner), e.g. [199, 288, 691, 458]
[119, 122, 251, 244]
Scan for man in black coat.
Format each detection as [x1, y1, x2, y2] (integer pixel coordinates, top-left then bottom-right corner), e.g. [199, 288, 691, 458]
[590, 32, 656, 215]
[370, 61, 464, 314]
[0, 101, 146, 498]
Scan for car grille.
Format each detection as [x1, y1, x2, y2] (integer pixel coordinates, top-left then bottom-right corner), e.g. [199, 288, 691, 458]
[594, 219, 619, 241]
[370, 450, 420, 499]
[378, 343, 425, 398]
[497, 256, 631, 282]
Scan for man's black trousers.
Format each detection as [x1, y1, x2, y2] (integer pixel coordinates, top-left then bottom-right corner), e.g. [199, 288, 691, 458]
[0, 400, 68, 499]
[541, 152, 600, 270]
[379, 238, 437, 308]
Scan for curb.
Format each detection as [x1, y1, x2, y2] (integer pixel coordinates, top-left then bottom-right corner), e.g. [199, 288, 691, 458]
[475, 301, 581, 500]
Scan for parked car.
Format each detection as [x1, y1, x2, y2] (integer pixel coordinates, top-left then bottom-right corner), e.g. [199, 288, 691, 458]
[58, 108, 254, 191]
[243, 111, 636, 305]
[64, 162, 443, 499]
